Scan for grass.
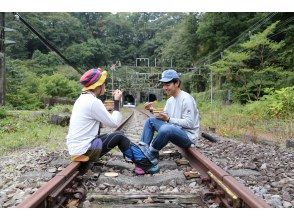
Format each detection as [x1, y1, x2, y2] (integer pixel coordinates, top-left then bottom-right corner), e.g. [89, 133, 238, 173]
[197, 101, 294, 146]
[0, 104, 133, 156]
[0, 106, 70, 156]
[1, 98, 292, 156]
[138, 97, 293, 146]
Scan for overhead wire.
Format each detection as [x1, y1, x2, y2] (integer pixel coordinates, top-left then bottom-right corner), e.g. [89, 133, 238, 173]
[196, 12, 277, 66]
[195, 12, 278, 68]
[224, 16, 294, 65]
[13, 12, 83, 75]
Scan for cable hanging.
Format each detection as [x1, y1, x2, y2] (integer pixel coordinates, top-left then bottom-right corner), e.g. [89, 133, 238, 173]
[195, 12, 278, 68]
[13, 12, 83, 75]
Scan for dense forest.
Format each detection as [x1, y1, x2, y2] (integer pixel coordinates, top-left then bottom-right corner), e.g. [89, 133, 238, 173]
[1, 12, 293, 116]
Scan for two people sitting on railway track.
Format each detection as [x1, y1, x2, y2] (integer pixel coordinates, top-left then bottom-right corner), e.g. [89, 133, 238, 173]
[66, 68, 159, 175]
[137, 69, 200, 174]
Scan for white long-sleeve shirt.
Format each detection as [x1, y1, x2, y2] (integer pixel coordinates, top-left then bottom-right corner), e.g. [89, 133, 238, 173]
[66, 93, 122, 156]
[164, 90, 200, 144]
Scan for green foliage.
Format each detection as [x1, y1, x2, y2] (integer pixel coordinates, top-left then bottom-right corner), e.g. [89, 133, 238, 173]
[6, 61, 44, 109]
[65, 39, 111, 69]
[196, 13, 261, 58]
[56, 65, 81, 81]
[193, 90, 228, 106]
[40, 73, 81, 98]
[181, 71, 208, 93]
[181, 73, 193, 93]
[246, 86, 294, 119]
[4, 12, 294, 111]
[47, 104, 73, 114]
[6, 12, 89, 59]
[31, 50, 62, 75]
[0, 109, 68, 155]
[161, 14, 199, 67]
[196, 94, 293, 144]
[0, 107, 7, 119]
[210, 20, 289, 103]
[5, 58, 80, 109]
[210, 50, 249, 75]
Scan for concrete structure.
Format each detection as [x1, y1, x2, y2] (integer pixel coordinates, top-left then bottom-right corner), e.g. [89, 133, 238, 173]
[110, 69, 164, 106]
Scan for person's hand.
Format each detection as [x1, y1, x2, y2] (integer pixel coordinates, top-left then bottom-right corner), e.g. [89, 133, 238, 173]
[112, 89, 122, 101]
[156, 112, 170, 122]
[144, 102, 153, 110]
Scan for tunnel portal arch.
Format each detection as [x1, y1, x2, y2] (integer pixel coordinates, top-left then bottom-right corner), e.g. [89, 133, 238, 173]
[122, 92, 136, 106]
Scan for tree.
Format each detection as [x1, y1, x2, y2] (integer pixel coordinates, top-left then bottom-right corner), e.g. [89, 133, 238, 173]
[65, 39, 111, 69]
[40, 73, 80, 99]
[6, 13, 88, 59]
[161, 13, 200, 67]
[211, 21, 288, 103]
[196, 13, 264, 60]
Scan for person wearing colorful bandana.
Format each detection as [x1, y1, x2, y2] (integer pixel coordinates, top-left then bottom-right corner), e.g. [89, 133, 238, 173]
[138, 69, 200, 170]
[66, 68, 159, 175]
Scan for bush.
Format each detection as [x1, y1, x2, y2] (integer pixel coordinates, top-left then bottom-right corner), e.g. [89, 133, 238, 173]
[48, 104, 73, 114]
[31, 50, 62, 75]
[6, 59, 81, 109]
[245, 86, 294, 119]
[193, 90, 228, 104]
[40, 73, 81, 99]
[0, 107, 7, 119]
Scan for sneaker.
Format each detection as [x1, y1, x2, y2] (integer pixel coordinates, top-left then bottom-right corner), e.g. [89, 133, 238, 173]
[124, 156, 133, 163]
[134, 166, 145, 175]
[138, 143, 159, 165]
[134, 164, 160, 175]
[147, 164, 160, 174]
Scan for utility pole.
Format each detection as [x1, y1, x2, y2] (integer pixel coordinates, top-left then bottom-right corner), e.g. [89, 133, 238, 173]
[110, 64, 116, 92]
[208, 57, 213, 104]
[0, 13, 5, 106]
[210, 71, 213, 104]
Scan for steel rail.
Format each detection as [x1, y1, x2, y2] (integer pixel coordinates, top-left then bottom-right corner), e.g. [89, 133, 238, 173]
[17, 109, 134, 208]
[178, 147, 270, 207]
[137, 108, 270, 208]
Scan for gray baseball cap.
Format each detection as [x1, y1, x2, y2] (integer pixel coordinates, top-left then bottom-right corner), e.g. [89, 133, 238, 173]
[159, 69, 180, 83]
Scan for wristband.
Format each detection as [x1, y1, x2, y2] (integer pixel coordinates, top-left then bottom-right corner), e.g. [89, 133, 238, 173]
[114, 100, 120, 111]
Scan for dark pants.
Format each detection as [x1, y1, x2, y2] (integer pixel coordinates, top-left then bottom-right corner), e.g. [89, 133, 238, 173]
[86, 131, 131, 162]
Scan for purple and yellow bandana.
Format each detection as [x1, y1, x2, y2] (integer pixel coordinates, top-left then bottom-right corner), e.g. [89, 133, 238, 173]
[80, 68, 107, 91]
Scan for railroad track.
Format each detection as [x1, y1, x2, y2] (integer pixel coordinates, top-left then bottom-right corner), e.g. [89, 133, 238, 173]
[17, 108, 270, 208]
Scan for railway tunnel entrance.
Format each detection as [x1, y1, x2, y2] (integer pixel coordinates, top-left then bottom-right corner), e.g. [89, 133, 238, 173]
[123, 93, 136, 105]
[147, 93, 157, 102]
[108, 69, 164, 107]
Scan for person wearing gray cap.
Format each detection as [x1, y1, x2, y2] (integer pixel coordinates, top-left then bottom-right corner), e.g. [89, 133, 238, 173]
[137, 69, 200, 173]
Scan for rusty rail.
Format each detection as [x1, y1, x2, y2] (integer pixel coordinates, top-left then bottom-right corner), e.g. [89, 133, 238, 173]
[17, 110, 134, 208]
[138, 108, 270, 208]
[18, 108, 270, 208]
[178, 147, 270, 207]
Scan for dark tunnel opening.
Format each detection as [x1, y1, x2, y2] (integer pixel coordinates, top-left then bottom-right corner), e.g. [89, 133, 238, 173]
[124, 94, 135, 105]
[148, 93, 157, 102]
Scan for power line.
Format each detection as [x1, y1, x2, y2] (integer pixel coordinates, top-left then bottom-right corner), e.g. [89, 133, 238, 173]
[197, 13, 277, 65]
[195, 12, 278, 67]
[13, 12, 83, 75]
[207, 17, 294, 73]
